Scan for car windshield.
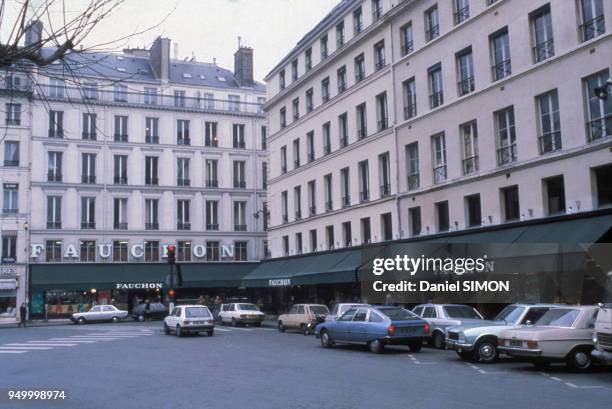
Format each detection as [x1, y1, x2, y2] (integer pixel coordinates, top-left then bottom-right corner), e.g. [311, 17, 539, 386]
[309, 306, 329, 315]
[377, 307, 416, 320]
[444, 306, 481, 319]
[238, 304, 258, 311]
[494, 305, 525, 324]
[535, 308, 580, 327]
[185, 307, 211, 318]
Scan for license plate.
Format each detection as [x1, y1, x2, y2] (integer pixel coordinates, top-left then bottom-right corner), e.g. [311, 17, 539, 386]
[509, 340, 522, 347]
[457, 348, 463, 353]
[399, 327, 416, 335]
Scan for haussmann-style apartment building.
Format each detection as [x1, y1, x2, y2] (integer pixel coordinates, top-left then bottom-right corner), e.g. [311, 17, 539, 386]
[264, 0, 611, 261]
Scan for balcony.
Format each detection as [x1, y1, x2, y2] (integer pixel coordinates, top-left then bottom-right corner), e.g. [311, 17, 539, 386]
[177, 178, 191, 187]
[462, 156, 479, 175]
[338, 80, 347, 93]
[36, 84, 265, 117]
[233, 141, 246, 149]
[454, 6, 470, 24]
[281, 165, 287, 174]
[380, 184, 391, 197]
[336, 36, 345, 49]
[401, 41, 414, 56]
[404, 104, 416, 120]
[205, 139, 219, 147]
[47, 221, 62, 229]
[206, 179, 218, 188]
[47, 172, 62, 182]
[48, 129, 63, 138]
[342, 195, 350, 208]
[533, 39, 554, 63]
[458, 76, 475, 96]
[295, 211, 302, 221]
[587, 115, 611, 142]
[177, 137, 191, 146]
[308, 153, 315, 163]
[360, 191, 369, 203]
[497, 144, 517, 166]
[177, 222, 191, 231]
[81, 175, 96, 184]
[325, 201, 333, 212]
[294, 160, 300, 169]
[282, 214, 288, 224]
[426, 25, 439, 42]
[114, 134, 128, 143]
[372, 8, 382, 22]
[233, 180, 246, 189]
[309, 206, 316, 217]
[408, 174, 419, 191]
[82, 132, 97, 140]
[145, 177, 159, 186]
[430, 92, 444, 108]
[81, 221, 96, 229]
[145, 223, 159, 230]
[206, 223, 219, 231]
[580, 15, 605, 42]
[375, 59, 386, 71]
[355, 70, 365, 83]
[324, 144, 331, 155]
[433, 165, 447, 184]
[114, 176, 128, 185]
[234, 224, 247, 232]
[6, 118, 21, 126]
[354, 21, 362, 35]
[114, 222, 128, 230]
[306, 103, 313, 113]
[145, 135, 159, 144]
[357, 129, 367, 140]
[3, 208, 18, 214]
[492, 59, 512, 81]
[4, 160, 19, 167]
[339, 136, 348, 148]
[539, 131, 562, 154]
[377, 119, 388, 132]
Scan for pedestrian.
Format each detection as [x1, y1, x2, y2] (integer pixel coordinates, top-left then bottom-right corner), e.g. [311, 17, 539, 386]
[144, 299, 151, 321]
[18, 302, 27, 328]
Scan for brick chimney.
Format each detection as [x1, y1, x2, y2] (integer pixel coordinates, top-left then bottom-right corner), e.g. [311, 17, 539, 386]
[24, 20, 43, 46]
[234, 46, 254, 87]
[149, 37, 171, 81]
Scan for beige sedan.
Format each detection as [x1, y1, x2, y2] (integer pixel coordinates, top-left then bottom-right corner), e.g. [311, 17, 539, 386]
[278, 304, 330, 332]
[498, 305, 599, 371]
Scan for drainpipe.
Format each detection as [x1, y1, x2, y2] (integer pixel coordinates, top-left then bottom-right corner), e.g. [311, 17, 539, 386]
[388, 12, 403, 239]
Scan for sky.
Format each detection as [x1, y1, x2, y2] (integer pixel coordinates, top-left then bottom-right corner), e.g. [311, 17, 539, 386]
[1, 0, 340, 82]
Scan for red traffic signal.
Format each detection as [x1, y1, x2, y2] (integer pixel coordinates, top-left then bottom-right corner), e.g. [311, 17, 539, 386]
[167, 244, 176, 264]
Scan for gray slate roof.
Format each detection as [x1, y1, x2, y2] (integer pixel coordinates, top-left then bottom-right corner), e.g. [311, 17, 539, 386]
[41, 48, 266, 92]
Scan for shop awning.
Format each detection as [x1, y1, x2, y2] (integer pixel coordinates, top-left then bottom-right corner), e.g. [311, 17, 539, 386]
[31, 263, 258, 291]
[241, 249, 363, 287]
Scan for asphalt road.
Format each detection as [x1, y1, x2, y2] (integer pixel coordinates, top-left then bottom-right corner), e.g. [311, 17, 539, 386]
[0, 322, 610, 409]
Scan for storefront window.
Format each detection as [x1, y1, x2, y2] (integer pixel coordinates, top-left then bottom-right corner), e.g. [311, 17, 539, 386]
[0, 286, 16, 320]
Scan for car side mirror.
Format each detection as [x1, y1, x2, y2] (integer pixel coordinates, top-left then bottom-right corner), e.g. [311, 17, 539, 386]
[525, 320, 533, 326]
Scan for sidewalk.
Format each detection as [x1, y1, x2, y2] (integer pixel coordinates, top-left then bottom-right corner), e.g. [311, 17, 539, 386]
[0, 319, 72, 329]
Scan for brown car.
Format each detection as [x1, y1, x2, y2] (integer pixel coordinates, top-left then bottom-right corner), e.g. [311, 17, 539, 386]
[278, 304, 330, 332]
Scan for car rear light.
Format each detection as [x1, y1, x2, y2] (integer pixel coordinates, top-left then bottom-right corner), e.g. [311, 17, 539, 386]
[207, 320, 213, 324]
[423, 323, 430, 334]
[388, 325, 395, 337]
[527, 341, 538, 349]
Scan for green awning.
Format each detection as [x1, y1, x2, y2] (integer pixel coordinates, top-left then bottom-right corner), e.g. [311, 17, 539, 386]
[241, 250, 362, 287]
[31, 263, 258, 290]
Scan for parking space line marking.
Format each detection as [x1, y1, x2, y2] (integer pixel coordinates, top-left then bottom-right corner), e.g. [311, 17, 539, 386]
[44, 339, 97, 343]
[0, 350, 28, 354]
[550, 377, 563, 382]
[228, 327, 253, 331]
[8, 343, 77, 347]
[0, 346, 52, 350]
[214, 328, 231, 332]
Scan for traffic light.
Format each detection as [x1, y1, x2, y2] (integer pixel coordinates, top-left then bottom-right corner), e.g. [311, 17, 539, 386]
[167, 244, 176, 264]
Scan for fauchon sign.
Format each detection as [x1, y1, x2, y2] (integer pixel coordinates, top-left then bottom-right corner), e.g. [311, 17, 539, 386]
[115, 283, 164, 290]
[268, 279, 291, 287]
[30, 243, 235, 262]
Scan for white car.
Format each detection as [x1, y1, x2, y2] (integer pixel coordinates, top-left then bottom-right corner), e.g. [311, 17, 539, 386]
[164, 305, 214, 337]
[71, 305, 128, 324]
[326, 303, 370, 321]
[219, 303, 265, 327]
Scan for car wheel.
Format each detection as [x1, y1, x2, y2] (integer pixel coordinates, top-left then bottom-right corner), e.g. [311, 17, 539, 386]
[111, 316, 119, 323]
[207, 330, 214, 337]
[176, 325, 183, 337]
[320, 330, 332, 348]
[77, 317, 86, 325]
[566, 347, 593, 372]
[163, 324, 170, 335]
[369, 339, 384, 354]
[278, 321, 285, 332]
[474, 339, 498, 363]
[408, 342, 422, 352]
[432, 332, 445, 349]
[456, 351, 472, 361]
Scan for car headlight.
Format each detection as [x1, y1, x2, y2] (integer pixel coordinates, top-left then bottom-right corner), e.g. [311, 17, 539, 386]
[592, 333, 598, 344]
[457, 331, 466, 341]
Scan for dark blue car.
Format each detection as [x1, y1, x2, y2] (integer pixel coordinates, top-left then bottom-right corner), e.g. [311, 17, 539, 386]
[315, 306, 430, 353]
